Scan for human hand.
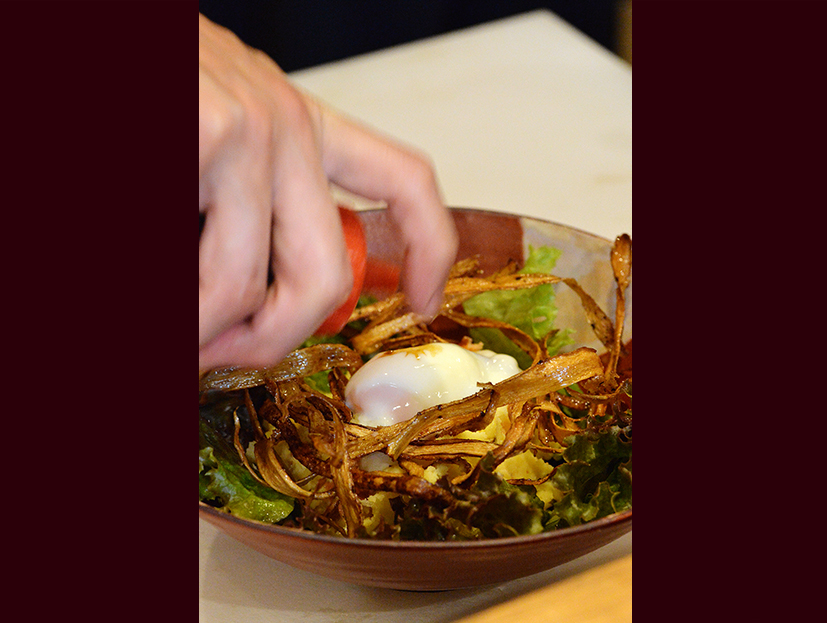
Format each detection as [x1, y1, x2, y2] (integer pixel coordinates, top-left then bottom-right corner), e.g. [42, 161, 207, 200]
[199, 14, 458, 370]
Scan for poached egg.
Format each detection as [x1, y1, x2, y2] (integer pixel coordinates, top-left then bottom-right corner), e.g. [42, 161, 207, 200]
[344, 342, 521, 427]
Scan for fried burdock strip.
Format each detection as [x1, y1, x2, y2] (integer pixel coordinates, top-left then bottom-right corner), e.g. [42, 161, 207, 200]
[351, 311, 422, 355]
[559, 278, 616, 353]
[199, 343, 364, 392]
[533, 399, 583, 445]
[605, 233, 632, 385]
[351, 272, 565, 356]
[350, 260, 628, 359]
[452, 402, 542, 486]
[352, 469, 456, 507]
[269, 401, 333, 478]
[398, 438, 499, 461]
[344, 347, 604, 462]
[326, 399, 362, 537]
[239, 389, 317, 499]
[441, 308, 541, 365]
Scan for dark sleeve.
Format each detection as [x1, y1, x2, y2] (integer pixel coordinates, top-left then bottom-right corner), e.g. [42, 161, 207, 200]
[199, 0, 617, 73]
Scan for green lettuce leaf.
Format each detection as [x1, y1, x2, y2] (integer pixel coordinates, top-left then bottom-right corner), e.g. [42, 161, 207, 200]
[454, 454, 546, 538]
[388, 454, 545, 541]
[199, 412, 294, 524]
[547, 426, 632, 528]
[463, 245, 573, 368]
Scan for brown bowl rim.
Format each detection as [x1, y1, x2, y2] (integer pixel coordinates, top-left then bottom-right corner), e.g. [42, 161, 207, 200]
[199, 502, 631, 549]
[363, 205, 618, 245]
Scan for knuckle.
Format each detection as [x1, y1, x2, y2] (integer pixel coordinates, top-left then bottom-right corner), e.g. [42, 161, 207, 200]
[236, 270, 269, 313]
[208, 266, 268, 324]
[275, 84, 312, 126]
[404, 150, 439, 188]
[201, 87, 278, 154]
[280, 233, 352, 316]
[200, 95, 244, 149]
[239, 95, 275, 147]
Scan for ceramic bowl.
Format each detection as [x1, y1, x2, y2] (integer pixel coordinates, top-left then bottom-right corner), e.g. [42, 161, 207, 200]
[199, 207, 632, 591]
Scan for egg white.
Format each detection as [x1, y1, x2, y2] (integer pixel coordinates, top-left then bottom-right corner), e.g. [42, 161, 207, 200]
[345, 342, 521, 428]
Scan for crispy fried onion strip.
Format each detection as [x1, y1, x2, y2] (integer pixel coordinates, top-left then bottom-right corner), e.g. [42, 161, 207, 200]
[199, 343, 363, 392]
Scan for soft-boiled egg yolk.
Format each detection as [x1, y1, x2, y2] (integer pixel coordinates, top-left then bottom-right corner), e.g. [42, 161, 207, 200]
[344, 343, 521, 427]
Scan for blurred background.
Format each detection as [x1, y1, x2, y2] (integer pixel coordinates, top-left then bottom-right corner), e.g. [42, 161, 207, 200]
[199, 0, 632, 70]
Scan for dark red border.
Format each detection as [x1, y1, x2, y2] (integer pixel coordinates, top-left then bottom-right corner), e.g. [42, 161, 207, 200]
[4, 1, 195, 619]
[635, 1, 826, 619]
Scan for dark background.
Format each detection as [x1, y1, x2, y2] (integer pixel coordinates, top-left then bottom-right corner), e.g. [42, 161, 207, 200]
[199, 0, 624, 72]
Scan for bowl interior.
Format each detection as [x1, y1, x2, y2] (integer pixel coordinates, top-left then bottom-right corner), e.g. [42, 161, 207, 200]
[199, 207, 631, 591]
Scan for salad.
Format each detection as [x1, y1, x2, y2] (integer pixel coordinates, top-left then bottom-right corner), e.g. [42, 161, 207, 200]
[199, 234, 632, 540]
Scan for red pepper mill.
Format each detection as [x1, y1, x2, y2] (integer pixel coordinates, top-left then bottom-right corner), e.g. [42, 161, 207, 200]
[315, 206, 400, 335]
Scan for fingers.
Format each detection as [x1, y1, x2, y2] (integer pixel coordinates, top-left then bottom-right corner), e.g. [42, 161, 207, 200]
[199, 16, 352, 369]
[198, 67, 274, 347]
[199, 199, 352, 369]
[317, 107, 459, 319]
[198, 13, 456, 370]
[200, 102, 353, 368]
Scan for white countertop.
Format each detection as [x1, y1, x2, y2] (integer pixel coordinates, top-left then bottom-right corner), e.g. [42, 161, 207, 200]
[200, 10, 632, 622]
[293, 9, 631, 240]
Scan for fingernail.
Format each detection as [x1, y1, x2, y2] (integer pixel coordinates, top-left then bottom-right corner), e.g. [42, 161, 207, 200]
[422, 290, 444, 322]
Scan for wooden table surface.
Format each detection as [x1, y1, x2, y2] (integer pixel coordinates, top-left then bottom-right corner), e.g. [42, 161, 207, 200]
[451, 555, 632, 623]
